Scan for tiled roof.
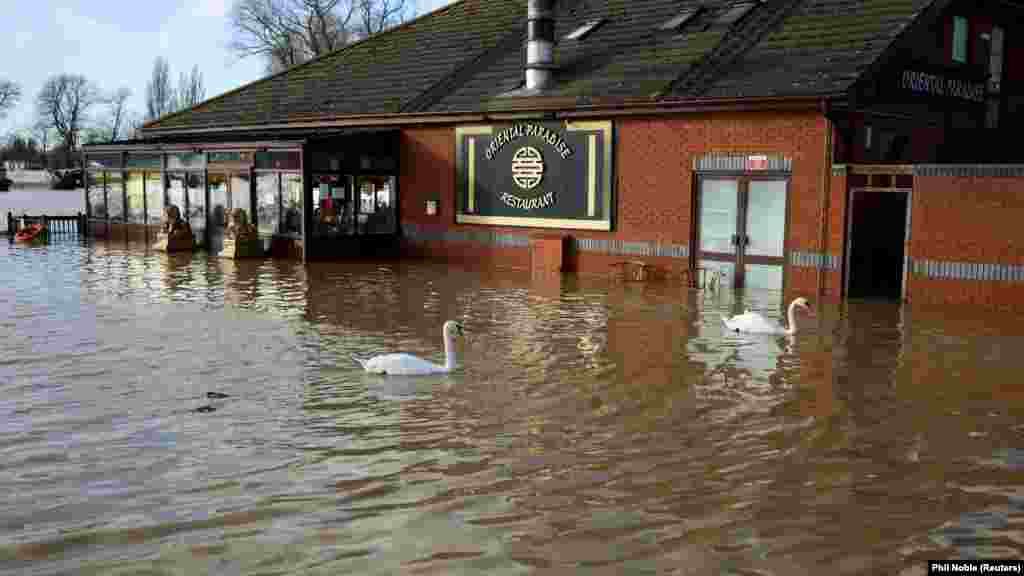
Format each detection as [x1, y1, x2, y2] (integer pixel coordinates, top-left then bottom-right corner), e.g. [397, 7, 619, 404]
[148, 0, 527, 129]
[433, 0, 729, 109]
[699, 0, 933, 98]
[145, 0, 939, 132]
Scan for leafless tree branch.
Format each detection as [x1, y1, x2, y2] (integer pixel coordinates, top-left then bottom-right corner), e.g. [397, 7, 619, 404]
[35, 74, 99, 165]
[177, 65, 206, 110]
[102, 87, 132, 142]
[146, 57, 175, 121]
[0, 79, 21, 119]
[228, 0, 408, 73]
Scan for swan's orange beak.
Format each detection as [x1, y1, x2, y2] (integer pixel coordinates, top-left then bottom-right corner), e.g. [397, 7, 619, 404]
[803, 302, 816, 316]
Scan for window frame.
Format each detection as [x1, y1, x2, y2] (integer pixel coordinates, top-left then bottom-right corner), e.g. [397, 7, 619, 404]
[952, 16, 969, 64]
[565, 18, 605, 40]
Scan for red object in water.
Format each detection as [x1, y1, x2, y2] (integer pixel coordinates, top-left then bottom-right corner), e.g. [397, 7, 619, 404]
[14, 223, 47, 243]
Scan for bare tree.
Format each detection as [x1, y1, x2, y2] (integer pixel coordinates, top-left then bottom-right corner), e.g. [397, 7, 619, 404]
[176, 65, 206, 110]
[32, 120, 53, 167]
[35, 74, 98, 166]
[353, 0, 410, 39]
[127, 113, 145, 140]
[146, 57, 175, 121]
[0, 79, 21, 119]
[228, 0, 410, 73]
[101, 87, 132, 142]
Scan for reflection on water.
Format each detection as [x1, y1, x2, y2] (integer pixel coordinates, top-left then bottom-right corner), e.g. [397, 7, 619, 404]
[2, 238, 1023, 575]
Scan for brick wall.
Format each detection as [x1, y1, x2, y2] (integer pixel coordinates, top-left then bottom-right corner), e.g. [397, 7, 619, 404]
[907, 167, 1024, 310]
[399, 112, 830, 290]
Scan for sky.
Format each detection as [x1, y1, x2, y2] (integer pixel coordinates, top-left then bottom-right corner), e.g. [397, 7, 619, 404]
[0, 0, 457, 138]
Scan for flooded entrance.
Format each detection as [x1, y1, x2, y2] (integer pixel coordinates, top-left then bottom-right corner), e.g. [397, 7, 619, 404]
[2, 238, 1023, 574]
[697, 177, 788, 291]
[846, 190, 909, 299]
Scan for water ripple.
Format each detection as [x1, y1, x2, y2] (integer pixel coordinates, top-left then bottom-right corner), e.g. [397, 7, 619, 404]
[0, 239, 1022, 574]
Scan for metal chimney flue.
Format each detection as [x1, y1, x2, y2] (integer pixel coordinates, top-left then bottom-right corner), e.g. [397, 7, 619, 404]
[525, 0, 556, 91]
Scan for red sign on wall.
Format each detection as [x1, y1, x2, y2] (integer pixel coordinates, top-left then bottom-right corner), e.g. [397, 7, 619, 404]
[746, 155, 768, 170]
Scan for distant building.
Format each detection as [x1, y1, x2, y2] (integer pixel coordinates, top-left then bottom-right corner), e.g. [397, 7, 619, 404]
[83, 0, 1024, 308]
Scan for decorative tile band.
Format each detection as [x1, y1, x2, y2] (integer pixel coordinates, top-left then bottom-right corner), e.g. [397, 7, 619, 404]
[402, 224, 690, 259]
[694, 153, 792, 172]
[911, 258, 1024, 282]
[789, 251, 840, 270]
[914, 164, 1024, 178]
[574, 238, 689, 258]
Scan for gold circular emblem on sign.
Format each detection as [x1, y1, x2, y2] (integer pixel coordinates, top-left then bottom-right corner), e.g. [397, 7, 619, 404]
[511, 146, 544, 190]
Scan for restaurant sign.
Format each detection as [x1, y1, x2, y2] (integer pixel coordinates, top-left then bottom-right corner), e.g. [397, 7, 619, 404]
[456, 121, 613, 230]
[900, 70, 985, 103]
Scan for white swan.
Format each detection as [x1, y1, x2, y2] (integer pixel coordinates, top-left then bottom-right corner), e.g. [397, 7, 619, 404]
[722, 297, 812, 335]
[353, 320, 464, 375]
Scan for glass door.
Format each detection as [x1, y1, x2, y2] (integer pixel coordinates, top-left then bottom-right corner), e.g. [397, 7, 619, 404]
[697, 177, 788, 290]
[698, 179, 740, 287]
[741, 180, 787, 290]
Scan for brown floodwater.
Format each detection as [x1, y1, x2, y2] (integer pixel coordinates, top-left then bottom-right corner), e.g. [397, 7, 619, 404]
[1, 238, 1022, 575]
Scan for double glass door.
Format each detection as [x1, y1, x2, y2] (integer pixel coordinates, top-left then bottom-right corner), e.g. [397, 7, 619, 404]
[698, 177, 788, 291]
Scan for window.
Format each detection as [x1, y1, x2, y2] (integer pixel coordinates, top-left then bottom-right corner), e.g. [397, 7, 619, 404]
[166, 153, 204, 171]
[209, 174, 228, 230]
[314, 174, 354, 237]
[231, 173, 252, 221]
[87, 172, 105, 219]
[106, 171, 124, 221]
[566, 18, 604, 40]
[256, 173, 280, 236]
[952, 16, 968, 63]
[358, 175, 396, 235]
[715, 2, 757, 26]
[187, 172, 205, 244]
[146, 172, 163, 224]
[126, 172, 145, 223]
[255, 151, 300, 170]
[658, 8, 700, 31]
[165, 173, 186, 221]
[282, 174, 303, 236]
[359, 179, 376, 214]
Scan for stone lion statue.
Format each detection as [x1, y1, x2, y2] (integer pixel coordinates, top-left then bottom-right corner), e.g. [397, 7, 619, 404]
[226, 208, 256, 240]
[154, 205, 194, 252]
[221, 207, 261, 259]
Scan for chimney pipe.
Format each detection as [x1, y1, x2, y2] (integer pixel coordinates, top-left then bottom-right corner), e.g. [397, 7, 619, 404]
[525, 0, 556, 91]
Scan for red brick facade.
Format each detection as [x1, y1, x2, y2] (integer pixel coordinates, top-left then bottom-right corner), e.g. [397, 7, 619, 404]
[399, 112, 833, 294]
[907, 173, 1024, 310]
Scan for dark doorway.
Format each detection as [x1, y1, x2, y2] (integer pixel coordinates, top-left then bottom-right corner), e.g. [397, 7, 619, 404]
[846, 191, 908, 300]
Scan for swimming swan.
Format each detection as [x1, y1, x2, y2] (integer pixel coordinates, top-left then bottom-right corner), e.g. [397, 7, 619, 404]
[353, 320, 465, 375]
[722, 297, 812, 335]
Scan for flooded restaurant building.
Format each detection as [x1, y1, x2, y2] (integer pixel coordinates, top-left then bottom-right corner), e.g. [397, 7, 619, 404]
[83, 0, 1024, 309]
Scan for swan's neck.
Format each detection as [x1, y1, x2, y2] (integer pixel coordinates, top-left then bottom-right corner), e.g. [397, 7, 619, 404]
[443, 331, 458, 372]
[785, 301, 799, 335]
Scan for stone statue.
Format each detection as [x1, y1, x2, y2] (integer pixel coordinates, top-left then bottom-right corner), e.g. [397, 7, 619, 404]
[221, 207, 262, 259]
[226, 208, 257, 240]
[153, 205, 194, 252]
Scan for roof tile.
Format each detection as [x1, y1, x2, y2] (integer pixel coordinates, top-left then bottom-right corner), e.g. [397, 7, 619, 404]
[144, 0, 937, 132]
